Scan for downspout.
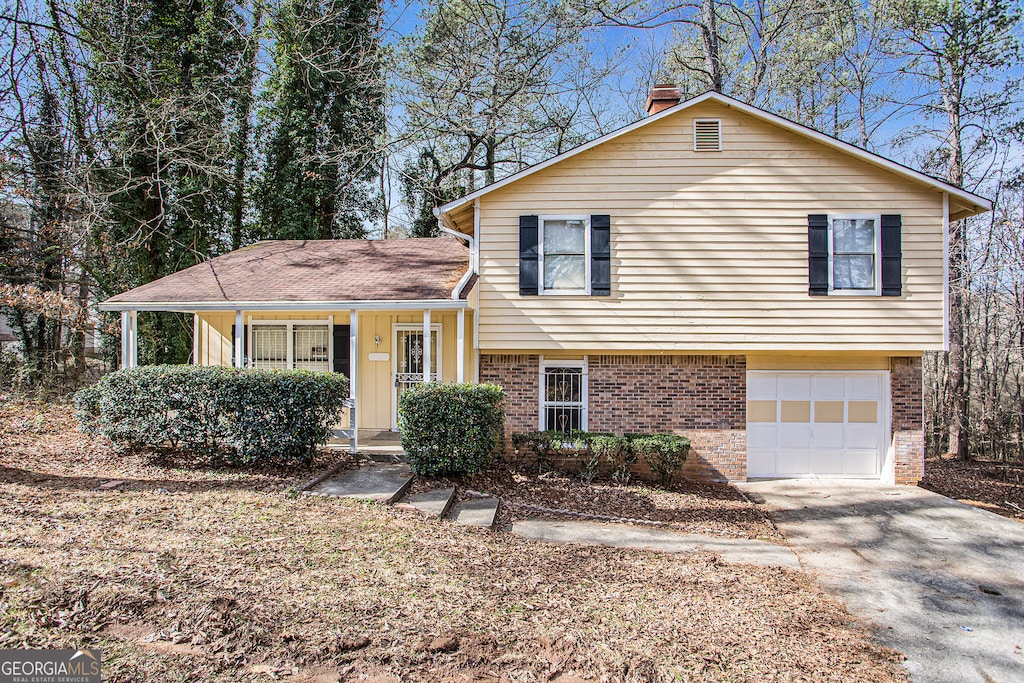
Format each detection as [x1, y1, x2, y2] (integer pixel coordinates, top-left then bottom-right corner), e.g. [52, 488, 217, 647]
[472, 199, 480, 382]
[437, 214, 477, 300]
[436, 204, 482, 383]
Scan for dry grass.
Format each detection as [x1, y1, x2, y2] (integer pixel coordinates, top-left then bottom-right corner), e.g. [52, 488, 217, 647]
[0, 398, 908, 682]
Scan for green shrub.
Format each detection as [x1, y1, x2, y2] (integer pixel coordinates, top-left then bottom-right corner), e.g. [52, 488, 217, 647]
[629, 434, 691, 487]
[74, 385, 101, 434]
[74, 365, 348, 464]
[590, 434, 635, 484]
[398, 382, 506, 476]
[510, 430, 688, 486]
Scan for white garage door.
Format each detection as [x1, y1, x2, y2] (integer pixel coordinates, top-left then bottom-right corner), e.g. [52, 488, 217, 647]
[747, 371, 888, 478]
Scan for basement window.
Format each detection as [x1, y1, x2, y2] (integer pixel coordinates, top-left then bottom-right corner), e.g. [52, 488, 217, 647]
[540, 360, 588, 433]
[694, 119, 722, 151]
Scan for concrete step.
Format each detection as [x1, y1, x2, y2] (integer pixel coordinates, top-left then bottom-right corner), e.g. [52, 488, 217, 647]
[448, 497, 500, 529]
[395, 488, 456, 518]
[306, 462, 413, 503]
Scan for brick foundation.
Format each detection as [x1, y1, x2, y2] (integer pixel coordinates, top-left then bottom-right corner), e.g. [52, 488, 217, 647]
[891, 356, 924, 485]
[482, 353, 924, 484]
[480, 353, 747, 482]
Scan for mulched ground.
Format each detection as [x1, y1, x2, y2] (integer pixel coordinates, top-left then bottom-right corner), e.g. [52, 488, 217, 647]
[413, 469, 782, 542]
[0, 398, 909, 682]
[921, 456, 1024, 521]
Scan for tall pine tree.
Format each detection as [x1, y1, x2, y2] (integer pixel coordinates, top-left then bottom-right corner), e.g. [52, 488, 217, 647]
[255, 0, 384, 240]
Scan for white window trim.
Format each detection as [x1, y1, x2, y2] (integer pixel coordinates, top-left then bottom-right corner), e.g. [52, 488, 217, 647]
[538, 357, 589, 431]
[247, 317, 334, 370]
[693, 118, 722, 151]
[538, 214, 591, 296]
[828, 214, 882, 296]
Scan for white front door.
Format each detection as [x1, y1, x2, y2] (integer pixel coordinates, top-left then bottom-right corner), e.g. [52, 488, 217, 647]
[392, 325, 441, 430]
[747, 371, 889, 478]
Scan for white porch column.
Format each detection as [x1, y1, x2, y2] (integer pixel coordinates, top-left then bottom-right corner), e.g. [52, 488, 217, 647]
[234, 310, 244, 367]
[456, 308, 465, 383]
[422, 308, 431, 382]
[349, 310, 358, 453]
[120, 310, 138, 369]
[192, 314, 200, 365]
[349, 310, 358, 401]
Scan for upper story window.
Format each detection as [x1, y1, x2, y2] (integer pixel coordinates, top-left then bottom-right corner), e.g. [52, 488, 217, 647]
[540, 216, 590, 294]
[810, 212, 901, 298]
[520, 214, 610, 297]
[830, 215, 881, 295]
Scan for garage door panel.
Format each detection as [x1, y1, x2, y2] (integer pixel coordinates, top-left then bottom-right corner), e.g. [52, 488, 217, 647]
[846, 424, 882, 449]
[778, 374, 811, 399]
[778, 426, 812, 449]
[747, 371, 887, 479]
[748, 425, 778, 446]
[813, 375, 846, 399]
[842, 450, 879, 475]
[847, 374, 883, 397]
[813, 450, 845, 475]
[747, 374, 777, 400]
[814, 425, 845, 449]
[777, 450, 811, 475]
[747, 450, 775, 477]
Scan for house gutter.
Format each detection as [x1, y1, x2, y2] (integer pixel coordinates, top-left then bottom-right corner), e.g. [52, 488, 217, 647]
[436, 212, 478, 300]
[98, 298, 470, 313]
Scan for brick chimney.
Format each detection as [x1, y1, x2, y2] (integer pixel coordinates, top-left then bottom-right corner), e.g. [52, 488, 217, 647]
[645, 83, 682, 115]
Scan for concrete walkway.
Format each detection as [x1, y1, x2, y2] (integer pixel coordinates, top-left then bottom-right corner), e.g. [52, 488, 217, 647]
[737, 480, 1024, 683]
[511, 519, 800, 568]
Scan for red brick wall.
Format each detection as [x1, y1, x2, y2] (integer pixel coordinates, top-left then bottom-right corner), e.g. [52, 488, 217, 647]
[891, 356, 924, 485]
[479, 354, 540, 444]
[480, 353, 747, 482]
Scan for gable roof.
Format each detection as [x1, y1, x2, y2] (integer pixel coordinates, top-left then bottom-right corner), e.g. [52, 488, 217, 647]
[100, 238, 471, 311]
[436, 91, 991, 223]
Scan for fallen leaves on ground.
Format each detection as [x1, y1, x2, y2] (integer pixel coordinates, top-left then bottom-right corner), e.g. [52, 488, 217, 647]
[921, 456, 1024, 522]
[0, 398, 908, 682]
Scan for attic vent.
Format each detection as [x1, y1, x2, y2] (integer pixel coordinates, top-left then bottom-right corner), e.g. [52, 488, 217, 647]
[694, 119, 722, 151]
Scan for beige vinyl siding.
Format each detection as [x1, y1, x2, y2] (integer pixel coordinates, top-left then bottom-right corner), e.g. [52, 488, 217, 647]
[196, 309, 474, 431]
[475, 101, 946, 351]
[197, 312, 234, 366]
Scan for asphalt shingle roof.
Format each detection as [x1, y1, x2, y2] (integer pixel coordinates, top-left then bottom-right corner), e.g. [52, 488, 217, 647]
[103, 238, 471, 305]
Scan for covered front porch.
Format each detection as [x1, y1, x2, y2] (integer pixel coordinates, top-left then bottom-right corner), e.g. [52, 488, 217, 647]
[99, 238, 477, 453]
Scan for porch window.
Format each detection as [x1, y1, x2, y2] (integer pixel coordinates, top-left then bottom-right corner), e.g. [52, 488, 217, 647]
[250, 321, 331, 371]
[540, 361, 587, 433]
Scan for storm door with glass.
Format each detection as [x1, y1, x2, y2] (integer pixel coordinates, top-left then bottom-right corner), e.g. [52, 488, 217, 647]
[392, 325, 441, 430]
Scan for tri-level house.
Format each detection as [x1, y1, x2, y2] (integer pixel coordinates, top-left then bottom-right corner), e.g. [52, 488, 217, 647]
[101, 87, 990, 485]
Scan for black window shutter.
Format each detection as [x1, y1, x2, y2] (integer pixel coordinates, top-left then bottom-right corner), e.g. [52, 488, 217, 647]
[230, 324, 249, 365]
[591, 215, 611, 295]
[519, 215, 539, 295]
[332, 325, 351, 377]
[880, 214, 902, 297]
[807, 214, 829, 296]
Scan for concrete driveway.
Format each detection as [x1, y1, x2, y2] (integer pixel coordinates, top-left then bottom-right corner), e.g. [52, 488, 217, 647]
[736, 480, 1024, 683]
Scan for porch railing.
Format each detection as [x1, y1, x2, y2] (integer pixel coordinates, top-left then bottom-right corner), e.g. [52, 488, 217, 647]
[332, 397, 357, 454]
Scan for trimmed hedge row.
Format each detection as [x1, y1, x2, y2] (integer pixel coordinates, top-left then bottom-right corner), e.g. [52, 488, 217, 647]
[75, 365, 348, 463]
[398, 382, 506, 476]
[511, 430, 690, 487]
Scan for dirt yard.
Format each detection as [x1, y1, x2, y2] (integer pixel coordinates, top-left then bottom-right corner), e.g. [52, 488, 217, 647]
[921, 456, 1024, 521]
[0, 399, 908, 682]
